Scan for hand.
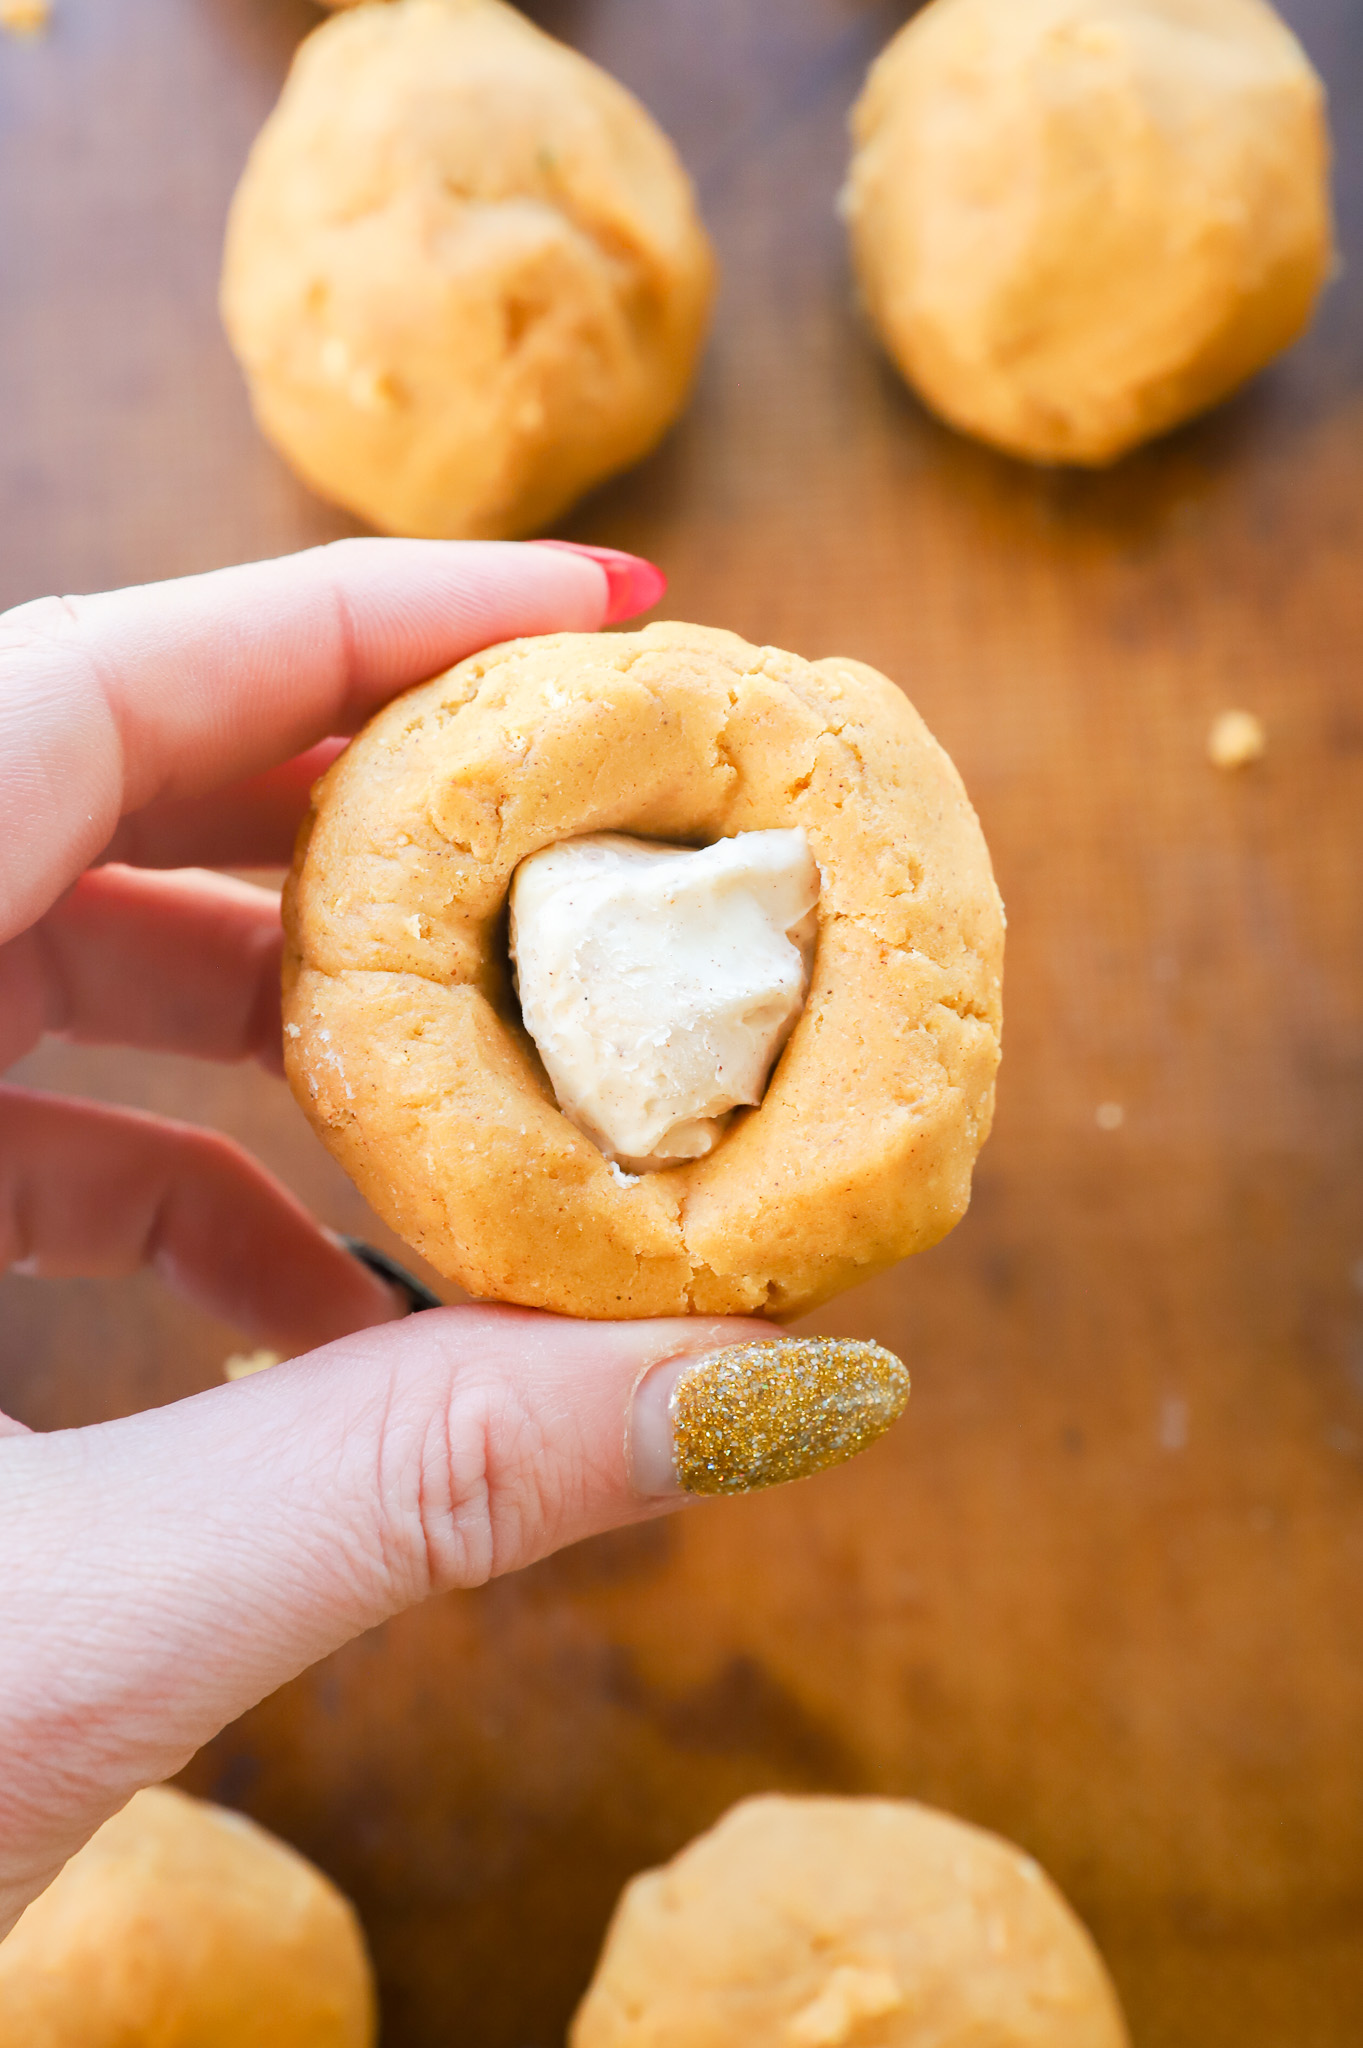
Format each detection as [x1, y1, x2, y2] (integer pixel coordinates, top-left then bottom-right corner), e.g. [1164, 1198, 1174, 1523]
[0, 538, 780, 1935]
[0, 536, 660, 1351]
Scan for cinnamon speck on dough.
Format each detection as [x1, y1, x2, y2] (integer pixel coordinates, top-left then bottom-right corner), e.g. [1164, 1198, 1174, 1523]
[1208, 708, 1266, 769]
[0, 0, 51, 37]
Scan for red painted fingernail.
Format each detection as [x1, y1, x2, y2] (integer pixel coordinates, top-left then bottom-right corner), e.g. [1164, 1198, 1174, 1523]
[530, 539, 667, 623]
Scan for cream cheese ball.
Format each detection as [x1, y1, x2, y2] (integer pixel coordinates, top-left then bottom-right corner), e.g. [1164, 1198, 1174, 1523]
[843, 0, 1333, 466]
[221, 0, 715, 537]
[0, 1787, 375, 2046]
[282, 621, 1003, 1321]
[570, 1795, 1130, 2048]
[510, 829, 821, 1173]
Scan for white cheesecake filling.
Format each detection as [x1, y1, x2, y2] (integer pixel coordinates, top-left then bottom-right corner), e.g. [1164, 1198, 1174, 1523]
[509, 829, 820, 1173]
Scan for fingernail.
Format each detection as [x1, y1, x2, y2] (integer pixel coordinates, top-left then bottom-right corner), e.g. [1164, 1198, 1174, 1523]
[340, 1235, 442, 1315]
[529, 539, 667, 623]
[629, 1338, 909, 1499]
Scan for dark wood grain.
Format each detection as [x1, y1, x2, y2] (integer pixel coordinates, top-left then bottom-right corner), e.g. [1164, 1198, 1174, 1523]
[4, 1, 1363, 2042]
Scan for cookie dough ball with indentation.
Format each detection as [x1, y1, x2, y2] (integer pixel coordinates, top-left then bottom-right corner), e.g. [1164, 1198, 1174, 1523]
[571, 1794, 1130, 2048]
[282, 621, 1003, 1321]
[221, 0, 715, 537]
[0, 1787, 375, 2046]
[843, 0, 1333, 466]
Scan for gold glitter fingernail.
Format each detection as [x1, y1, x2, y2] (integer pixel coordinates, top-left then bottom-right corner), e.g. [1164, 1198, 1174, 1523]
[668, 1338, 909, 1496]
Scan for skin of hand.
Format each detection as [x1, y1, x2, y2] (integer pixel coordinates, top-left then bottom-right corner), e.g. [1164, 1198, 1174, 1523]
[0, 538, 778, 1939]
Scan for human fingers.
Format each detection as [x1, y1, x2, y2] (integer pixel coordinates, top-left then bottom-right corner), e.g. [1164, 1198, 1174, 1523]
[100, 740, 346, 873]
[0, 1087, 400, 1353]
[0, 537, 664, 947]
[0, 1308, 906, 1930]
[0, 868, 285, 1076]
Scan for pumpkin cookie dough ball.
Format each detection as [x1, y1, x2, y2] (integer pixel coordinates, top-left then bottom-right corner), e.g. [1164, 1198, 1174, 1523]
[843, 0, 1333, 465]
[221, 0, 714, 537]
[283, 621, 1003, 1321]
[0, 1787, 375, 2046]
[571, 1795, 1129, 2048]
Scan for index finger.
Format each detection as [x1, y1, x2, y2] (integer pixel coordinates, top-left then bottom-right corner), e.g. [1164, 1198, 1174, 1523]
[0, 537, 649, 947]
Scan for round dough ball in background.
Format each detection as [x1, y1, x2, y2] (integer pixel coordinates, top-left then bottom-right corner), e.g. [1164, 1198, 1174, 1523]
[221, 0, 714, 537]
[843, 0, 1333, 466]
[571, 1794, 1130, 2048]
[283, 621, 1003, 1322]
[0, 1786, 375, 2046]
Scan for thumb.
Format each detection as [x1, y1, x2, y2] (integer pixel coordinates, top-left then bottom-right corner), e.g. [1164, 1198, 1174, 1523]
[0, 1309, 905, 1933]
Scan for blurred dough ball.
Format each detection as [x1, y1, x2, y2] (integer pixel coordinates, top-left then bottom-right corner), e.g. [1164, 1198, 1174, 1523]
[843, 0, 1333, 465]
[221, 0, 714, 537]
[0, 1786, 375, 2046]
[571, 1794, 1129, 2048]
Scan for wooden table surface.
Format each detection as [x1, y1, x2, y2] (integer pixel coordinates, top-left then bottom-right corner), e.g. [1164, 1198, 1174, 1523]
[4, 1, 1363, 2041]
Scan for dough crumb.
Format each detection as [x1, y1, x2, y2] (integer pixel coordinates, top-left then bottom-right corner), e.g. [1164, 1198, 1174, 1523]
[223, 1348, 282, 1380]
[788, 1965, 903, 2045]
[1095, 1102, 1125, 1132]
[1208, 708, 1266, 770]
[0, 0, 51, 36]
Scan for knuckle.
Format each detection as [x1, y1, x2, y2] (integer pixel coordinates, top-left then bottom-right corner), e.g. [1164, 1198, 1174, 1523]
[409, 1368, 557, 1593]
[0, 595, 85, 670]
[167, 1119, 251, 1178]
